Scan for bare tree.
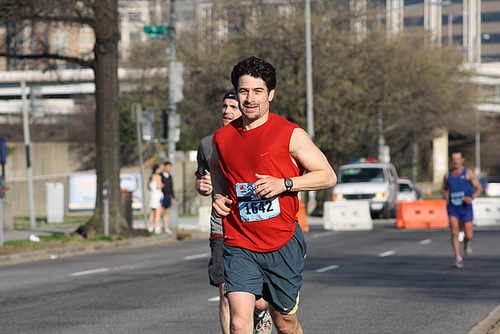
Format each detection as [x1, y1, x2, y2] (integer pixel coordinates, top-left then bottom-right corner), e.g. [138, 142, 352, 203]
[0, 0, 134, 237]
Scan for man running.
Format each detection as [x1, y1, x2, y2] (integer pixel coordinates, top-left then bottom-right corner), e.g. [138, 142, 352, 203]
[211, 56, 337, 333]
[441, 151, 483, 268]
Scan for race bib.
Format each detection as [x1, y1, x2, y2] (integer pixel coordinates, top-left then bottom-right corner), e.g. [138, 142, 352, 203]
[236, 182, 281, 222]
[450, 191, 465, 206]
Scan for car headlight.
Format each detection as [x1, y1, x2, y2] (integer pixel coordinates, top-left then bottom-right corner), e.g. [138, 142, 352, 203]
[375, 192, 386, 199]
[332, 193, 344, 200]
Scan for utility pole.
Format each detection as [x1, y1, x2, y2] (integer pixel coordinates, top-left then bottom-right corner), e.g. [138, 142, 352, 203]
[132, 103, 148, 225]
[165, 0, 183, 166]
[0, 138, 5, 246]
[21, 80, 36, 229]
[167, 0, 178, 165]
[377, 109, 384, 161]
[305, 0, 314, 141]
[143, 1, 183, 227]
[305, 0, 317, 212]
[377, 109, 390, 164]
[166, 0, 183, 228]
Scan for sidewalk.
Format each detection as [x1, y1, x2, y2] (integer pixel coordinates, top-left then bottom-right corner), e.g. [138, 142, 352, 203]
[2, 215, 325, 242]
[0, 215, 210, 266]
[2, 215, 203, 242]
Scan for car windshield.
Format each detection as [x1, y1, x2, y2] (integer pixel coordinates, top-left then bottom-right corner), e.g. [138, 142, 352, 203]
[338, 168, 385, 183]
[399, 183, 412, 192]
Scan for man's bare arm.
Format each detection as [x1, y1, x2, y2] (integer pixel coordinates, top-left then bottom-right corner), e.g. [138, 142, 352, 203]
[467, 169, 484, 202]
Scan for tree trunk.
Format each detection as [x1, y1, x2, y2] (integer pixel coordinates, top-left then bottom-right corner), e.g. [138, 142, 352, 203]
[81, 0, 130, 237]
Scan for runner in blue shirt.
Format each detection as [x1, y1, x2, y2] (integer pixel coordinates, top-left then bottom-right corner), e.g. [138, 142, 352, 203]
[441, 152, 483, 269]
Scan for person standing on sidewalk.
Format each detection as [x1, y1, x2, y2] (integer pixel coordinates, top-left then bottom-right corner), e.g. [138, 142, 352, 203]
[147, 164, 164, 234]
[196, 91, 272, 333]
[441, 151, 483, 269]
[211, 56, 337, 334]
[161, 161, 176, 234]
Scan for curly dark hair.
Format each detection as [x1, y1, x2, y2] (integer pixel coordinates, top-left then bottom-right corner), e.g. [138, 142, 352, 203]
[231, 56, 276, 93]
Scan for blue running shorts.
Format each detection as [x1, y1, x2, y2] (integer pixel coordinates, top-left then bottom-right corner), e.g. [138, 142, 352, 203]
[447, 203, 473, 223]
[223, 222, 306, 315]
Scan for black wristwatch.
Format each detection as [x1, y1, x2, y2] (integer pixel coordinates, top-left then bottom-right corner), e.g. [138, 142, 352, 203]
[284, 178, 293, 192]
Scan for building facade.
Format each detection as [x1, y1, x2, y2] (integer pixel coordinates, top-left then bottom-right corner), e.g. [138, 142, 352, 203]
[384, 0, 500, 62]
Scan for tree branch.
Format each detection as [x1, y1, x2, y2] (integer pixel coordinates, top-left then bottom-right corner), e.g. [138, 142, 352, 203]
[0, 1, 95, 27]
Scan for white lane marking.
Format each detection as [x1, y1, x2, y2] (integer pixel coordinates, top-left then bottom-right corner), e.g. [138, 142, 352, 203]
[183, 253, 210, 261]
[419, 239, 432, 245]
[315, 265, 339, 273]
[71, 268, 110, 277]
[378, 250, 395, 257]
[312, 231, 338, 238]
[209, 296, 220, 302]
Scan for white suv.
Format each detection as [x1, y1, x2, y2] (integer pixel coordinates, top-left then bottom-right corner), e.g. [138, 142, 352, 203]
[332, 161, 399, 218]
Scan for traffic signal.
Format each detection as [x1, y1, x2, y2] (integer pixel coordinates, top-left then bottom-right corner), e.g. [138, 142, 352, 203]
[162, 110, 169, 140]
[0, 176, 5, 198]
[162, 110, 180, 143]
[1, 138, 6, 165]
[141, 110, 155, 141]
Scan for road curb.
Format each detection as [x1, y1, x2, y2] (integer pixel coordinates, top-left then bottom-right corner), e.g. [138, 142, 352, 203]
[468, 304, 500, 334]
[0, 230, 209, 266]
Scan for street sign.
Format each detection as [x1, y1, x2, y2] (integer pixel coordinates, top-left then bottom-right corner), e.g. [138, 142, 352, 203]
[144, 25, 169, 39]
[148, 33, 165, 39]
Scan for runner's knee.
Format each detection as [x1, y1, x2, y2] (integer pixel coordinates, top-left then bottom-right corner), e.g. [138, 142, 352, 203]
[273, 315, 299, 334]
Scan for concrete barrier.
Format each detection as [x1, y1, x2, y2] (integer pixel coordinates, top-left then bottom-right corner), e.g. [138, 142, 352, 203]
[323, 200, 373, 231]
[396, 200, 448, 229]
[473, 198, 500, 227]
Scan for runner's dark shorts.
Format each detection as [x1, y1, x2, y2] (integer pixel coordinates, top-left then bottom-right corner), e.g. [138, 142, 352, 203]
[447, 203, 473, 223]
[223, 222, 306, 315]
[208, 237, 225, 287]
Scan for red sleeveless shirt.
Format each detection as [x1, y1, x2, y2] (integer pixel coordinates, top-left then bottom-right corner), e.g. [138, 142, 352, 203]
[213, 113, 304, 252]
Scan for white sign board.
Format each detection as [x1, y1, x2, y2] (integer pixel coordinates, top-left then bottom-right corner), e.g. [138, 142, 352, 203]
[68, 173, 143, 211]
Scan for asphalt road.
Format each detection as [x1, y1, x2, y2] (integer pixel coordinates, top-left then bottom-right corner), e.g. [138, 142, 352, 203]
[1, 221, 499, 333]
